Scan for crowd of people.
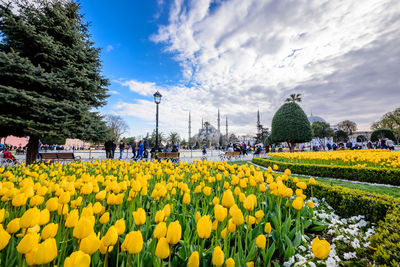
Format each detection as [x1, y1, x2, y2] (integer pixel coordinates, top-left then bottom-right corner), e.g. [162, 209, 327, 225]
[313, 138, 396, 151]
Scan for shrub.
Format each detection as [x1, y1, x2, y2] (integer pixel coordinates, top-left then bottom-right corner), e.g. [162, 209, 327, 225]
[371, 128, 396, 142]
[270, 103, 312, 151]
[252, 158, 400, 186]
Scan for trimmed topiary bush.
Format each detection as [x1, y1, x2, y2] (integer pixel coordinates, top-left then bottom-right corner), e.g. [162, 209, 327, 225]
[270, 103, 312, 151]
[371, 128, 396, 142]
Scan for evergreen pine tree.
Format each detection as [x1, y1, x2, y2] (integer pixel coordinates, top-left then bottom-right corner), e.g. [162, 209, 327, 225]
[0, 0, 109, 164]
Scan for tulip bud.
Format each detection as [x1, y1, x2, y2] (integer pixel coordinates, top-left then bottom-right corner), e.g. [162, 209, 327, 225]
[133, 208, 146, 226]
[212, 246, 224, 267]
[226, 258, 235, 267]
[188, 251, 199, 267]
[39, 209, 50, 225]
[115, 218, 126, 235]
[183, 193, 191, 205]
[166, 220, 181, 245]
[73, 217, 94, 239]
[197, 215, 212, 239]
[264, 222, 272, 234]
[121, 231, 143, 254]
[214, 204, 227, 222]
[256, 234, 266, 249]
[153, 222, 167, 239]
[45, 197, 59, 212]
[65, 209, 79, 228]
[155, 237, 170, 259]
[221, 189, 235, 208]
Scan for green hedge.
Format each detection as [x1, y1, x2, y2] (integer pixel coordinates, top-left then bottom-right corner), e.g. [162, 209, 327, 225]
[253, 158, 400, 186]
[253, 158, 400, 266]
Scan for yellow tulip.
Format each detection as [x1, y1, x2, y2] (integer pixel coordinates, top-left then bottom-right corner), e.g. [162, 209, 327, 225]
[197, 215, 212, 239]
[231, 208, 244, 226]
[221, 228, 227, 239]
[228, 219, 236, 233]
[17, 232, 40, 254]
[34, 238, 57, 265]
[6, 218, 21, 234]
[292, 197, 304, 210]
[0, 209, 4, 223]
[122, 231, 143, 254]
[0, 226, 11, 250]
[59, 191, 70, 204]
[195, 211, 201, 223]
[226, 257, 235, 267]
[153, 222, 167, 239]
[163, 204, 171, 217]
[133, 208, 146, 226]
[99, 212, 110, 224]
[309, 177, 316, 185]
[80, 232, 100, 255]
[39, 209, 50, 225]
[221, 189, 235, 208]
[214, 204, 227, 222]
[73, 217, 94, 239]
[45, 197, 59, 212]
[99, 238, 113, 254]
[115, 218, 126, 235]
[246, 215, 256, 225]
[255, 210, 264, 224]
[264, 222, 272, 234]
[183, 193, 191, 204]
[307, 201, 315, 209]
[166, 220, 181, 244]
[212, 246, 224, 267]
[155, 209, 165, 223]
[155, 237, 170, 259]
[296, 182, 307, 190]
[12, 193, 27, 207]
[20, 207, 40, 228]
[41, 223, 58, 240]
[65, 209, 79, 228]
[246, 262, 254, 267]
[93, 202, 104, 214]
[25, 243, 38, 266]
[188, 251, 199, 267]
[64, 251, 91, 267]
[96, 190, 107, 201]
[256, 234, 266, 249]
[103, 226, 118, 247]
[312, 237, 331, 259]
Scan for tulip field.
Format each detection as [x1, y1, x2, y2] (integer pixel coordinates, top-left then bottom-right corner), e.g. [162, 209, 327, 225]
[0, 160, 338, 266]
[269, 149, 400, 169]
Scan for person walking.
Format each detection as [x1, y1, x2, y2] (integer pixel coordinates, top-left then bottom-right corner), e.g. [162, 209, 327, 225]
[131, 141, 137, 159]
[119, 141, 125, 159]
[136, 141, 144, 161]
[111, 141, 116, 159]
[104, 140, 113, 159]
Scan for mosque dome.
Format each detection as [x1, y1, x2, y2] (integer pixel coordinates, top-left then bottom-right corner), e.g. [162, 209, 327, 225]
[307, 112, 326, 124]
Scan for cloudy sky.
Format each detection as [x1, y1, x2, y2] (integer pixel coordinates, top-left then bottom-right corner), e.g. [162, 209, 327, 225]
[81, 0, 400, 139]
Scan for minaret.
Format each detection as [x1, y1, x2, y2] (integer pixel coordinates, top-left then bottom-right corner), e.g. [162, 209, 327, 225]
[217, 108, 221, 134]
[188, 112, 191, 146]
[225, 115, 228, 139]
[257, 109, 261, 134]
[201, 118, 204, 129]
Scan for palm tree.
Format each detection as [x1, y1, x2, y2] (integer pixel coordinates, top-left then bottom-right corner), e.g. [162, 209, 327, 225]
[168, 132, 180, 145]
[285, 93, 302, 103]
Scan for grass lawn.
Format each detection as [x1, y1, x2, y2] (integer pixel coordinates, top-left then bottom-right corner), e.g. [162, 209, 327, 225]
[229, 160, 400, 198]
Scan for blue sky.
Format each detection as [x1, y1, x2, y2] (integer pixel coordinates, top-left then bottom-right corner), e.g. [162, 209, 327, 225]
[78, 0, 400, 139]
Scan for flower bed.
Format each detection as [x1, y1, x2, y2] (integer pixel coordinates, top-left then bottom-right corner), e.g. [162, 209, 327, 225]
[269, 150, 400, 169]
[253, 158, 400, 265]
[253, 158, 400, 186]
[0, 160, 334, 267]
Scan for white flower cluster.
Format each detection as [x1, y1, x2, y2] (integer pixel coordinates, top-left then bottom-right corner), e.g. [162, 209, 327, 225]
[283, 197, 375, 266]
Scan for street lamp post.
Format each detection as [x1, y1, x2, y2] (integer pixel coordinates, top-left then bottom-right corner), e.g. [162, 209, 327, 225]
[153, 91, 162, 151]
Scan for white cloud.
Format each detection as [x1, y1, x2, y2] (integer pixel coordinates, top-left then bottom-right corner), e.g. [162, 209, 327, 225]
[106, 45, 114, 52]
[115, 0, 400, 137]
[108, 90, 120, 95]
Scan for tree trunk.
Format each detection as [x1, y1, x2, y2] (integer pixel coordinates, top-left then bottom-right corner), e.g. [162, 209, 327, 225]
[26, 136, 40, 165]
[287, 141, 295, 152]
